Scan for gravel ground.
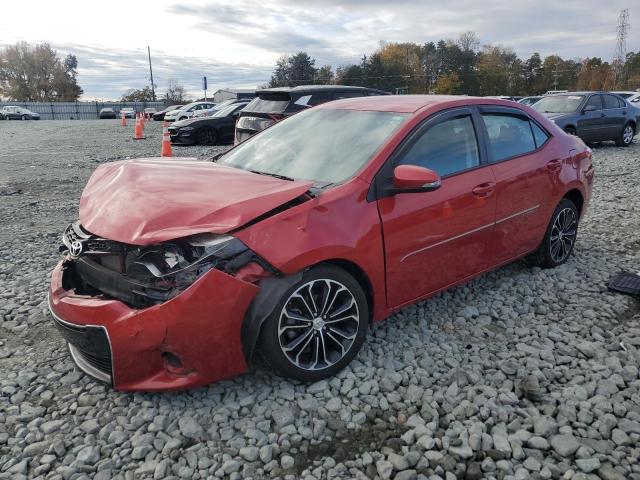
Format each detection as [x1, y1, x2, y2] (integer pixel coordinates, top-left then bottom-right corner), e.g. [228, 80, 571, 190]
[1, 120, 639, 480]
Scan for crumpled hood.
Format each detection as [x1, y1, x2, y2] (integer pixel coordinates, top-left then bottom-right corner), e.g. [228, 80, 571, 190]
[79, 158, 313, 245]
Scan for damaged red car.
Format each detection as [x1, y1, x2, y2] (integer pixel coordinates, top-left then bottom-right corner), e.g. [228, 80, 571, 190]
[49, 96, 594, 391]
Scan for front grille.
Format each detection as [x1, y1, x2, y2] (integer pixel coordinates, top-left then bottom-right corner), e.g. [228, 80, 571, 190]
[51, 310, 113, 383]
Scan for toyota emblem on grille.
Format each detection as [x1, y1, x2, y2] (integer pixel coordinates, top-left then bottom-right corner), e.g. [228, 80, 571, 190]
[70, 240, 83, 257]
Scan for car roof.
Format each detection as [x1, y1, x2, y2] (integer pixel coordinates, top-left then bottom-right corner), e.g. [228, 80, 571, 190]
[316, 94, 506, 113]
[257, 85, 387, 94]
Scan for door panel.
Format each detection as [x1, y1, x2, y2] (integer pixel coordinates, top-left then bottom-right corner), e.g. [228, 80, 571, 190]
[379, 169, 496, 307]
[490, 152, 558, 263]
[577, 95, 605, 141]
[601, 94, 626, 139]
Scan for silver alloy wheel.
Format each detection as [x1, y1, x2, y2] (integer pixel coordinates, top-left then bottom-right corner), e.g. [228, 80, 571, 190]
[278, 279, 360, 371]
[549, 207, 577, 263]
[622, 125, 634, 144]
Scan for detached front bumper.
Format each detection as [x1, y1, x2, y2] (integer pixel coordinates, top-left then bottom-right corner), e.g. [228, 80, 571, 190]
[48, 259, 259, 391]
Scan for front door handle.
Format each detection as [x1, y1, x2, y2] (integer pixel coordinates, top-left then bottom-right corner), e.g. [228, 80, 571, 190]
[472, 182, 496, 197]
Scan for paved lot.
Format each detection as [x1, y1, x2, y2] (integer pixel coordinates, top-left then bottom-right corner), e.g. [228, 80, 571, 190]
[1, 120, 639, 480]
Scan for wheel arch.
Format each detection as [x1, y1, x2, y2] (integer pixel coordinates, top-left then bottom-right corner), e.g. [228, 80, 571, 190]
[563, 188, 584, 217]
[240, 257, 375, 364]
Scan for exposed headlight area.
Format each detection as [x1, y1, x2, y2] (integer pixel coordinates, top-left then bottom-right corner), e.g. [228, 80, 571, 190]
[60, 223, 270, 308]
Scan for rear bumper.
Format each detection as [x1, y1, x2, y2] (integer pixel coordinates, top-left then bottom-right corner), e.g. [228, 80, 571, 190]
[48, 259, 259, 391]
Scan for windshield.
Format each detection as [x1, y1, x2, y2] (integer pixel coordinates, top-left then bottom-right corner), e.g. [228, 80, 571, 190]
[212, 104, 244, 118]
[533, 95, 584, 114]
[212, 100, 235, 110]
[219, 108, 408, 184]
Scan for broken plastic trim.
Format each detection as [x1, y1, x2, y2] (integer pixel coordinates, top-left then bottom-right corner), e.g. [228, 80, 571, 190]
[241, 272, 303, 362]
[61, 225, 280, 309]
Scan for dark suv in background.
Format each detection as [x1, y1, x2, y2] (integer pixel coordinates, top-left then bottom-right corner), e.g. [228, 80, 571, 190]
[234, 85, 389, 143]
[532, 92, 638, 146]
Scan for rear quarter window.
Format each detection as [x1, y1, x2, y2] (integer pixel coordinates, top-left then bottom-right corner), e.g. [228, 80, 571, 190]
[245, 93, 291, 114]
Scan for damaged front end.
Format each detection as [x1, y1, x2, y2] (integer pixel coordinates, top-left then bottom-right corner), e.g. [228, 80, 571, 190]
[60, 222, 276, 309]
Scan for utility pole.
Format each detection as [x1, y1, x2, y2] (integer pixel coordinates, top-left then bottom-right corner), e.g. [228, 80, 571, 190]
[553, 56, 559, 91]
[148, 46, 156, 102]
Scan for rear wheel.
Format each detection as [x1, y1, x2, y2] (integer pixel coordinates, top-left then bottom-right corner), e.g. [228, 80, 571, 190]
[530, 198, 579, 268]
[21, 114, 28, 120]
[259, 266, 368, 382]
[197, 127, 218, 146]
[616, 122, 634, 147]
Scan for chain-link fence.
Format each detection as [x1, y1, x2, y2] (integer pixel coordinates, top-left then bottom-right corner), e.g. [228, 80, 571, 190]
[0, 101, 167, 120]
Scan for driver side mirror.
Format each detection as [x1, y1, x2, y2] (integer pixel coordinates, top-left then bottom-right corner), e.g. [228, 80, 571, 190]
[582, 104, 598, 113]
[392, 165, 441, 193]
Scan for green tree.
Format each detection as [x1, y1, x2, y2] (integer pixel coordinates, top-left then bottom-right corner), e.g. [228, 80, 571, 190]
[0, 42, 83, 101]
[120, 86, 155, 102]
[268, 52, 318, 87]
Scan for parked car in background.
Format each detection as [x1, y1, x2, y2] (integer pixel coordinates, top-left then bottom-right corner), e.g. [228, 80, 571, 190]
[235, 85, 389, 143]
[519, 96, 543, 106]
[614, 91, 640, 104]
[545, 90, 569, 95]
[144, 108, 157, 118]
[169, 101, 249, 145]
[99, 108, 116, 119]
[193, 99, 248, 118]
[120, 107, 136, 119]
[533, 92, 637, 146]
[0, 111, 5, 120]
[164, 102, 216, 122]
[1, 106, 40, 120]
[49, 95, 593, 390]
[153, 105, 184, 121]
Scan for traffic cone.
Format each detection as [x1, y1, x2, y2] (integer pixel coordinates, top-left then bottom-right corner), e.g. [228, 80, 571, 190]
[140, 111, 145, 127]
[121, 111, 127, 127]
[133, 115, 145, 140]
[161, 121, 172, 157]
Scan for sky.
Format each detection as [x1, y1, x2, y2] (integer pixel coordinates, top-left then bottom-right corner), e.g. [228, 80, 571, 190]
[2, 0, 638, 100]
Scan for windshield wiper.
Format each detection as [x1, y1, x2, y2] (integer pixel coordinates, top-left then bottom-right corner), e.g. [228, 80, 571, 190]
[249, 170, 295, 181]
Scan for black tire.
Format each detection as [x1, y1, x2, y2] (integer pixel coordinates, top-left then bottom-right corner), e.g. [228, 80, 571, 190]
[197, 127, 218, 146]
[259, 265, 369, 382]
[530, 198, 579, 269]
[179, 116, 188, 121]
[563, 126, 577, 136]
[21, 114, 28, 120]
[615, 122, 634, 147]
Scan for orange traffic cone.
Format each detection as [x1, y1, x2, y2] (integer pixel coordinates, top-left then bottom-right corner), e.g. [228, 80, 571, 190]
[133, 115, 145, 140]
[121, 111, 127, 127]
[140, 111, 145, 127]
[161, 121, 172, 157]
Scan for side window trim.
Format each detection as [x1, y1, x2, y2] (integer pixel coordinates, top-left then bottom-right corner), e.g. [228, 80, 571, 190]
[369, 107, 487, 201]
[478, 107, 549, 163]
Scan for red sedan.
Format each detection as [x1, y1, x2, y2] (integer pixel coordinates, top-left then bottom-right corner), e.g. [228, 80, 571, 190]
[49, 95, 594, 391]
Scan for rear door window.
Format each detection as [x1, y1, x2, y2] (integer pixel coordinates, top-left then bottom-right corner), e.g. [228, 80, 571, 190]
[602, 94, 622, 110]
[482, 113, 537, 162]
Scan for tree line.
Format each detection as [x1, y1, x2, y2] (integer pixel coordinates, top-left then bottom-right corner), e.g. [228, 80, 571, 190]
[268, 32, 640, 95]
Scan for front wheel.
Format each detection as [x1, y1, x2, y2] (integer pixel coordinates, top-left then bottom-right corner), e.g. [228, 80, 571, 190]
[21, 114, 28, 120]
[616, 123, 634, 147]
[530, 199, 579, 268]
[259, 266, 368, 382]
[564, 126, 577, 136]
[197, 127, 218, 146]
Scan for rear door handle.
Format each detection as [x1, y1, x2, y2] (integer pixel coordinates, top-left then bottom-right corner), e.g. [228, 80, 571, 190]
[546, 159, 562, 172]
[472, 182, 496, 197]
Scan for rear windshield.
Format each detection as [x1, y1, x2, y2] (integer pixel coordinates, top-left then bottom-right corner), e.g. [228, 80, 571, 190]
[244, 92, 291, 114]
